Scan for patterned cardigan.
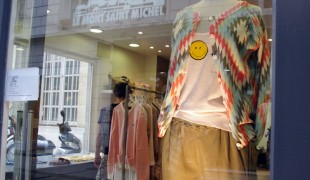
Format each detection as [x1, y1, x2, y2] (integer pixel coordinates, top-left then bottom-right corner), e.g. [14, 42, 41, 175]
[158, 1, 271, 149]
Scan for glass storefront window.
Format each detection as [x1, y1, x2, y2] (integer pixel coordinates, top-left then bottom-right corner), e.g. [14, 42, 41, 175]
[2, 0, 272, 179]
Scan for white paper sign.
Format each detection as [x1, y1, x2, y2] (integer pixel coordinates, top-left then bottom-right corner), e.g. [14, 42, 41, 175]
[5, 68, 40, 101]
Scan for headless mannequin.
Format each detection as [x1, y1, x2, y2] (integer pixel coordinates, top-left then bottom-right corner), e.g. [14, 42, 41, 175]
[192, 0, 239, 32]
[160, 0, 259, 179]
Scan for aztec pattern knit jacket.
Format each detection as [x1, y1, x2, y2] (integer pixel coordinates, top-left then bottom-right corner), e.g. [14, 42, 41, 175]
[158, 1, 271, 149]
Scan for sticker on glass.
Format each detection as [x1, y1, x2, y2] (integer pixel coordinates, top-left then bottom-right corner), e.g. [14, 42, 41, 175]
[189, 40, 208, 60]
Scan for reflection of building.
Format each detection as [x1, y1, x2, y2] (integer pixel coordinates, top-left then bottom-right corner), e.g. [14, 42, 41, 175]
[40, 53, 90, 127]
[87, 0, 110, 7]
[75, 4, 87, 14]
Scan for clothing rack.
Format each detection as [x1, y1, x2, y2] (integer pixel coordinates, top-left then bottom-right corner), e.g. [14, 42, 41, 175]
[121, 85, 162, 180]
[130, 86, 163, 95]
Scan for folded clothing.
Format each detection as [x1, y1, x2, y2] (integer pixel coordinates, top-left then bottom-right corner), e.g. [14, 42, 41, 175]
[49, 157, 71, 166]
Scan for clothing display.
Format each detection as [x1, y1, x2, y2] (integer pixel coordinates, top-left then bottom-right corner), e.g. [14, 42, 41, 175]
[174, 33, 229, 132]
[151, 104, 160, 162]
[158, 0, 271, 149]
[113, 165, 137, 180]
[107, 83, 163, 180]
[157, 0, 271, 179]
[150, 104, 161, 180]
[162, 118, 257, 180]
[108, 102, 150, 180]
[142, 103, 155, 165]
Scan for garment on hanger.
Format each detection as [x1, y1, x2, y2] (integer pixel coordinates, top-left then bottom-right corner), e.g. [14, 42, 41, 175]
[150, 103, 161, 180]
[142, 103, 155, 165]
[131, 85, 163, 180]
[108, 102, 150, 180]
[112, 165, 137, 180]
[150, 104, 159, 161]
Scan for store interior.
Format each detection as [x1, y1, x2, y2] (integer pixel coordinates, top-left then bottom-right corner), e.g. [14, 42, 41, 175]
[5, 0, 272, 179]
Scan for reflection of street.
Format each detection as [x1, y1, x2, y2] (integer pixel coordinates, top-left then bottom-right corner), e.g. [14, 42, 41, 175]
[5, 126, 86, 172]
[38, 126, 84, 150]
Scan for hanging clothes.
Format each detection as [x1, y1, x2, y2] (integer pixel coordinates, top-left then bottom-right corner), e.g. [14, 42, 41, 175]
[150, 103, 161, 180]
[108, 102, 150, 180]
[142, 103, 155, 166]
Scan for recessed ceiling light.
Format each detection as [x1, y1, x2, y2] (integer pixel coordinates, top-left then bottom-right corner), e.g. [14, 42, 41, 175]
[150, 46, 154, 49]
[129, 43, 140, 47]
[165, 45, 170, 48]
[16, 47, 25, 51]
[268, 39, 272, 42]
[90, 26, 103, 33]
[47, 9, 50, 14]
[138, 31, 143, 35]
[158, 50, 162, 53]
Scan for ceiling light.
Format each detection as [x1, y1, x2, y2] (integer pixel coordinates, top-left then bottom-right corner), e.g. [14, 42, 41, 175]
[165, 45, 170, 48]
[47, 9, 50, 14]
[129, 43, 140, 47]
[90, 26, 103, 33]
[138, 31, 143, 35]
[150, 46, 154, 49]
[16, 46, 25, 51]
[158, 50, 162, 53]
[268, 38, 272, 42]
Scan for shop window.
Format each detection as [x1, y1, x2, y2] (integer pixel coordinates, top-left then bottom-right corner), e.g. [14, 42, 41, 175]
[3, 0, 273, 179]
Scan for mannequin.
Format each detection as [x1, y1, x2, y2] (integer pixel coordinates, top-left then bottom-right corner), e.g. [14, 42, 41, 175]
[158, 0, 271, 179]
[191, 0, 238, 31]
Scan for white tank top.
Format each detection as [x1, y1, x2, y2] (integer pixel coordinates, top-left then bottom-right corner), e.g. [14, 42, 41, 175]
[174, 33, 230, 132]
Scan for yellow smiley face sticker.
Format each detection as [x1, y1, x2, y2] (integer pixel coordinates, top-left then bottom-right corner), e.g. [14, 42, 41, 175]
[189, 40, 208, 60]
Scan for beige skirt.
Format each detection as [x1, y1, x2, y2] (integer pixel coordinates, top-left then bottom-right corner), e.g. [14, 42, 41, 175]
[161, 118, 257, 180]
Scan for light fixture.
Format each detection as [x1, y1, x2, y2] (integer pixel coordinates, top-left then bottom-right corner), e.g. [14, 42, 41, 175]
[90, 26, 103, 33]
[150, 46, 154, 49]
[16, 46, 25, 51]
[268, 38, 272, 42]
[165, 44, 170, 48]
[158, 50, 162, 53]
[129, 43, 140, 47]
[138, 31, 143, 35]
[47, 9, 50, 14]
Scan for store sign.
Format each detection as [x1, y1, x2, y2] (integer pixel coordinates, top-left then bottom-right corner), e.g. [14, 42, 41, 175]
[5, 68, 40, 101]
[72, 0, 166, 27]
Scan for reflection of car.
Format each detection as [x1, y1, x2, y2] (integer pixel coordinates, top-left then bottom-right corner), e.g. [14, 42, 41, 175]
[6, 116, 56, 164]
[7, 135, 56, 162]
[36, 135, 56, 155]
